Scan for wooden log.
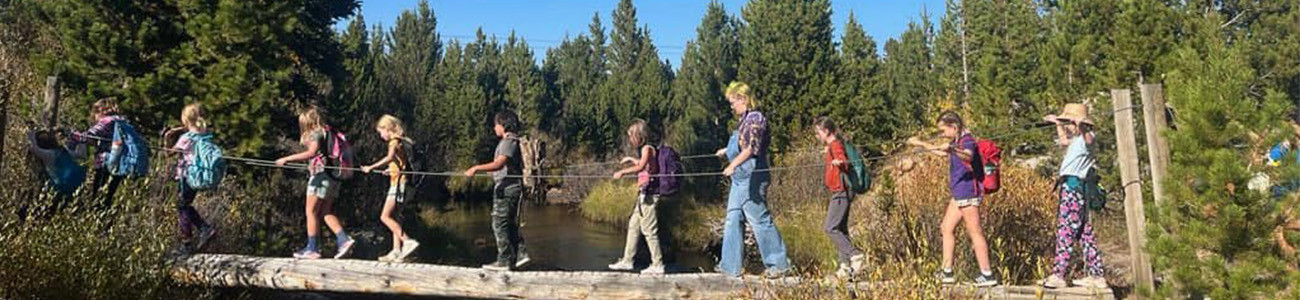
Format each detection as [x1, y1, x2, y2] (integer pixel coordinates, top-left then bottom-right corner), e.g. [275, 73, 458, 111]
[1140, 83, 1170, 207]
[172, 254, 1114, 299]
[1111, 89, 1155, 297]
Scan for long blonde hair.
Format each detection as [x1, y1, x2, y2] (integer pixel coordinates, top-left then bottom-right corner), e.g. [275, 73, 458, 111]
[376, 114, 411, 143]
[181, 103, 208, 132]
[725, 81, 757, 109]
[627, 118, 649, 147]
[298, 106, 325, 144]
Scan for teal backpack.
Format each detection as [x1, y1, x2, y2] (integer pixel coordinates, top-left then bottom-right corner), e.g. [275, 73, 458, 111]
[841, 140, 872, 194]
[106, 119, 151, 177]
[184, 132, 226, 191]
[49, 149, 87, 195]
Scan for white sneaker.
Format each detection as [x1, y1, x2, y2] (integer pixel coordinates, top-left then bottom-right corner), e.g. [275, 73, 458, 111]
[608, 260, 634, 271]
[1039, 274, 1067, 289]
[514, 252, 532, 268]
[640, 264, 666, 275]
[334, 238, 355, 259]
[378, 250, 401, 263]
[849, 254, 867, 274]
[399, 238, 420, 260]
[834, 264, 853, 279]
[1072, 276, 1109, 289]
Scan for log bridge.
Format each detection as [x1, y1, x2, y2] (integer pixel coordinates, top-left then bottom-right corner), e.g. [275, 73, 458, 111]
[171, 254, 1115, 299]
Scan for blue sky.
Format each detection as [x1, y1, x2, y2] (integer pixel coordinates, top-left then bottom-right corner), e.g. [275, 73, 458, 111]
[341, 0, 947, 66]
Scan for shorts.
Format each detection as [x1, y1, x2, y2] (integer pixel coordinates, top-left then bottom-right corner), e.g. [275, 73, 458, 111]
[953, 197, 982, 207]
[386, 178, 408, 203]
[306, 174, 339, 199]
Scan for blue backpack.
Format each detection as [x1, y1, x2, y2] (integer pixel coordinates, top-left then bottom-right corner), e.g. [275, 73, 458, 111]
[49, 150, 87, 195]
[105, 119, 150, 177]
[184, 132, 226, 191]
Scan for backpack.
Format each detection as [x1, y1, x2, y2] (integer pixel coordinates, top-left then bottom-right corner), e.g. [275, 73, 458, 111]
[974, 139, 1002, 194]
[654, 145, 682, 196]
[49, 150, 87, 195]
[1082, 167, 1107, 211]
[400, 139, 425, 200]
[184, 132, 227, 191]
[105, 119, 150, 177]
[840, 141, 872, 194]
[320, 126, 356, 181]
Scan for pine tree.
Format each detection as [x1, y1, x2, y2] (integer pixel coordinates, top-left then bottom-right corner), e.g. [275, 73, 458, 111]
[384, 0, 441, 141]
[604, 0, 671, 152]
[667, 0, 740, 156]
[963, 0, 1045, 146]
[879, 16, 934, 137]
[831, 12, 889, 147]
[737, 0, 836, 152]
[544, 13, 611, 156]
[500, 32, 548, 136]
[1149, 15, 1299, 299]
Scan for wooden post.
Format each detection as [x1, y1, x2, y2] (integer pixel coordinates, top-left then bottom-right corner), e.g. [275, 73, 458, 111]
[1140, 84, 1170, 207]
[1112, 89, 1154, 295]
[43, 76, 59, 129]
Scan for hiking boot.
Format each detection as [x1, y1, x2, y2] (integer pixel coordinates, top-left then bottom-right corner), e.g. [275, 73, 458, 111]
[293, 248, 322, 260]
[973, 272, 999, 287]
[514, 252, 532, 268]
[640, 264, 666, 275]
[1073, 276, 1109, 289]
[195, 226, 217, 251]
[936, 269, 956, 284]
[1039, 274, 1067, 289]
[482, 261, 512, 271]
[608, 260, 635, 271]
[399, 237, 420, 260]
[334, 238, 355, 259]
[763, 268, 791, 279]
[849, 254, 867, 275]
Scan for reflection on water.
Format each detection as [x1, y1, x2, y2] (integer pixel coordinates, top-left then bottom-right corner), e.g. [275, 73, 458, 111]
[422, 204, 714, 273]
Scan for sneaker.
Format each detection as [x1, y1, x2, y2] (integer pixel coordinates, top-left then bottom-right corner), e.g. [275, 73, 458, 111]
[399, 238, 420, 260]
[1039, 274, 1067, 289]
[334, 238, 355, 259]
[973, 272, 999, 287]
[378, 249, 400, 263]
[849, 254, 867, 275]
[1073, 276, 1109, 289]
[640, 264, 666, 275]
[482, 261, 512, 271]
[195, 226, 217, 251]
[936, 269, 956, 284]
[293, 248, 322, 259]
[763, 268, 791, 279]
[514, 252, 532, 268]
[608, 260, 635, 271]
[834, 264, 853, 279]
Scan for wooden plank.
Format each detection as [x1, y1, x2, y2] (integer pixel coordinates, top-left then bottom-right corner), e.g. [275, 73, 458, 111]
[172, 254, 1113, 299]
[1111, 89, 1155, 297]
[1140, 83, 1170, 207]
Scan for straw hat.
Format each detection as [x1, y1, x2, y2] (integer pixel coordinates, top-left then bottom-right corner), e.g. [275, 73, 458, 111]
[1056, 103, 1094, 126]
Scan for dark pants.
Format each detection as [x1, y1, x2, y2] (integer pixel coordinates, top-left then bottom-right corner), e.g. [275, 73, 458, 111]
[824, 191, 862, 264]
[91, 167, 125, 211]
[491, 184, 527, 265]
[178, 179, 206, 239]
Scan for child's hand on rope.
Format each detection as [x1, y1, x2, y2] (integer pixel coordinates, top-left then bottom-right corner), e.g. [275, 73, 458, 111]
[620, 157, 636, 165]
[275, 158, 289, 166]
[715, 148, 727, 158]
[463, 168, 477, 178]
[612, 171, 624, 179]
[360, 165, 373, 173]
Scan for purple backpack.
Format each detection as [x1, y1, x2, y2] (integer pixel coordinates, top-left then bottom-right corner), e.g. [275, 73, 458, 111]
[654, 146, 682, 196]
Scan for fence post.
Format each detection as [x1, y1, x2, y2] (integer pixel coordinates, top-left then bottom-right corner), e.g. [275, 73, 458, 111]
[1112, 89, 1155, 296]
[1140, 84, 1170, 207]
[43, 76, 59, 129]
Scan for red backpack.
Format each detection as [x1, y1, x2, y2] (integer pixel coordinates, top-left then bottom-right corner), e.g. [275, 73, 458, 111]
[974, 139, 1002, 194]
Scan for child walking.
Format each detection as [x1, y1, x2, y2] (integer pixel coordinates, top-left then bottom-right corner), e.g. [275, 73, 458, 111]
[360, 115, 420, 263]
[163, 104, 216, 251]
[276, 106, 354, 260]
[70, 97, 127, 210]
[607, 119, 666, 275]
[1040, 104, 1107, 289]
[908, 111, 997, 286]
[814, 117, 866, 279]
[465, 110, 531, 271]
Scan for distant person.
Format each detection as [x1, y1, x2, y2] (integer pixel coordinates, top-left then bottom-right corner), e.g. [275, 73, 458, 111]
[69, 98, 128, 210]
[465, 110, 531, 271]
[607, 119, 666, 275]
[275, 106, 354, 260]
[26, 129, 86, 217]
[360, 115, 421, 263]
[813, 116, 866, 279]
[908, 111, 997, 287]
[713, 81, 791, 278]
[1039, 104, 1107, 289]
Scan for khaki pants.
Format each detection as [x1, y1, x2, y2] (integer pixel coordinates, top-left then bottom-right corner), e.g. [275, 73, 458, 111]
[619, 194, 663, 266]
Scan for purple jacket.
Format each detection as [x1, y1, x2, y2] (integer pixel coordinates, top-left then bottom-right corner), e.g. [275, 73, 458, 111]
[72, 115, 122, 169]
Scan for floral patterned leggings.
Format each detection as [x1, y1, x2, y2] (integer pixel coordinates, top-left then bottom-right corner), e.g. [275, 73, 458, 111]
[1053, 181, 1104, 277]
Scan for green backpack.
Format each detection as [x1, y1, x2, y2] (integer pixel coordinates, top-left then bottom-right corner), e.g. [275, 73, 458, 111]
[841, 141, 872, 194]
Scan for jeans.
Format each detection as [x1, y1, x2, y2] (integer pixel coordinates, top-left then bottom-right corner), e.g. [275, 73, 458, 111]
[717, 156, 790, 276]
